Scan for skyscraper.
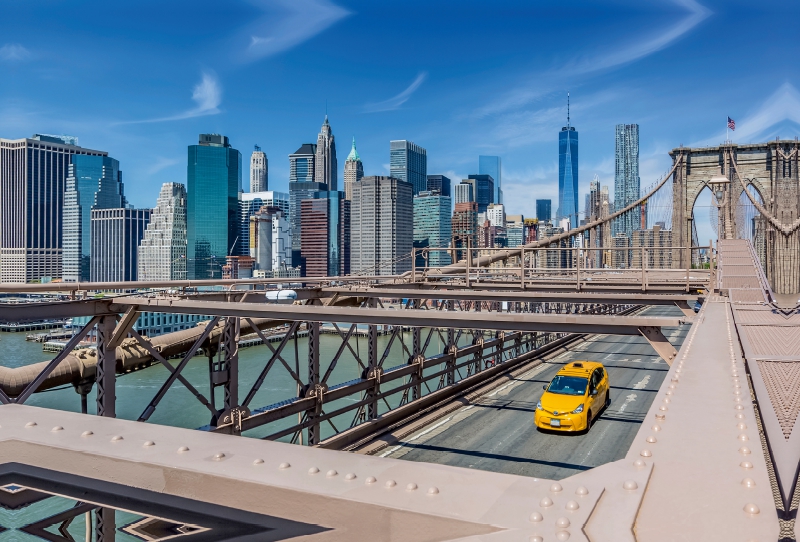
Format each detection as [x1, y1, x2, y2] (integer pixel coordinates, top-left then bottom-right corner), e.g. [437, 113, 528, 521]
[351, 176, 413, 275]
[479, 156, 502, 204]
[426, 175, 451, 198]
[138, 183, 187, 281]
[315, 116, 337, 191]
[0, 135, 106, 282]
[343, 137, 364, 200]
[463, 174, 494, 213]
[250, 145, 268, 192]
[300, 192, 350, 277]
[62, 155, 125, 282]
[186, 134, 242, 279]
[454, 182, 473, 205]
[558, 95, 579, 229]
[413, 191, 452, 267]
[536, 199, 552, 223]
[390, 140, 427, 195]
[250, 206, 291, 274]
[614, 123, 640, 239]
[289, 143, 316, 183]
[91, 208, 151, 282]
[452, 202, 478, 261]
[238, 191, 289, 256]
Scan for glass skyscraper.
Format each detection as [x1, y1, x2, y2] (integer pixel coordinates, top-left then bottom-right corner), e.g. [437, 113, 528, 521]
[62, 155, 125, 282]
[614, 124, 640, 239]
[413, 192, 452, 267]
[536, 199, 552, 223]
[186, 134, 242, 279]
[558, 111, 579, 229]
[426, 174, 451, 198]
[390, 140, 427, 195]
[464, 174, 494, 213]
[478, 156, 502, 204]
[300, 191, 350, 277]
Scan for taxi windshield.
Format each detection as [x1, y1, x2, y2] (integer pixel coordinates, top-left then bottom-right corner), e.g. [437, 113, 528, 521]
[547, 375, 588, 396]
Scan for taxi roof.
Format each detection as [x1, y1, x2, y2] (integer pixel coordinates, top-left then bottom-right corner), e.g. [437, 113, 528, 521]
[556, 360, 604, 377]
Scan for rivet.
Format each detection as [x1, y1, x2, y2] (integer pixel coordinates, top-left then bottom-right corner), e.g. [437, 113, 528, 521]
[550, 483, 563, 493]
[81, 431, 93, 437]
[743, 503, 760, 515]
[665, 390, 673, 396]
[734, 397, 742, 403]
[565, 500, 579, 511]
[177, 446, 189, 453]
[633, 459, 647, 468]
[640, 449, 652, 457]
[737, 423, 747, 430]
[555, 532, 571, 541]
[734, 390, 742, 396]
[385, 480, 396, 488]
[529, 512, 544, 522]
[662, 398, 671, 404]
[656, 414, 666, 421]
[646, 436, 657, 443]
[658, 406, 668, 411]
[555, 516, 571, 528]
[575, 486, 589, 496]
[345, 473, 356, 480]
[427, 486, 439, 495]
[308, 467, 319, 474]
[735, 413, 746, 419]
[365, 476, 377, 484]
[51, 426, 63, 432]
[213, 452, 225, 460]
[540, 497, 553, 507]
[326, 469, 338, 477]
[25, 422, 37, 428]
[529, 536, 544, 542]
[406, 483, 418, 491]
[734, 405, 744, 410]
[738, 434, 749, 441]
[111, 435, 123, 441]
[623, 480, 639, 490]
[277, 461, 289, 468]
[740, 461, 753, 469]
[742, 478, 756, 488]
[739, 447, 751, 455]
[143, 441, 155, 447]
[652, 425, 661, 432]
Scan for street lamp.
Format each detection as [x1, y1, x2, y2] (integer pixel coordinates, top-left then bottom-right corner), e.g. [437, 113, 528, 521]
[708, 175, 730, 240]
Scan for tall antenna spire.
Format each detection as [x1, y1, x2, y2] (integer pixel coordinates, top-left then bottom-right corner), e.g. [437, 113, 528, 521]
[567, 92, 570, 128]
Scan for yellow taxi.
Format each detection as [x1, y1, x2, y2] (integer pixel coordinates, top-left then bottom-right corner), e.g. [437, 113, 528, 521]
[535, 361, 610, 432]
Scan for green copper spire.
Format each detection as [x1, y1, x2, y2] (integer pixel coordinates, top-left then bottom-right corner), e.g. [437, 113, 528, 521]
[346, 136, 360, 162]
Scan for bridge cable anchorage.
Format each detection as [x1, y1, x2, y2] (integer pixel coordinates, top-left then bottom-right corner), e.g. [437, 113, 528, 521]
[419, 154, 683, 276]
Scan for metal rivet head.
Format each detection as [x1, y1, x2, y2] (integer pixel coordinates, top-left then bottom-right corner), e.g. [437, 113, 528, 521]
[658, 406, 668, 411]
[742, 478, 756, 488]
[662, 398, 671, 404]
[734, 405, 744, 410]
[529, 512, 543, 522]
[177, 446, 189, 453]
[81, 431, 93, 437]
[740, 461, 753, 469]
[406, 483, 418, 491]
[326, 469, 338, 477]
[143, 441, 155, 447]
[25, 422, 37, 428]
[277, 461, 290, 468]
[212, 453, 225, 460]
[565, 500, 579, 511]
[735, 413, 746, 419]
[308, 467, 319, 474]
[365, 476, 377, 484]
[427, 486, 439, 495]
[633, 459, 647, 468]
[539, 497, 553, 507]
[345, 473, 356, 480]
[529, 536, 544, 542]
[652, 425, 661, 432]
[51, 426, 63, 432]
[623, 480, 639, 490]
[646, 436, 657, 443]
[385, 480, 396, 488]
[555, 532, 571, 541]
[550, 483, 563, 493]
[738, 434, 749, 441]
[656, 413, 666, 421]
[743, 503, 760, 515]
[739, 447, 751, 455]
[736, 423, 747, 430]
[555, 516, 571, 528]
[575, 486, 589, 496]
[640, 449, 652, 457]
[111, 435, 123, 441]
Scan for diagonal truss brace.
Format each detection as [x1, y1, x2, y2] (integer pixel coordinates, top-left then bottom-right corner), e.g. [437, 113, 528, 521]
[638, 326, 678, 365]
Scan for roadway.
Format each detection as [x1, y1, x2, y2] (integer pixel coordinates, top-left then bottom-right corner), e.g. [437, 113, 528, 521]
[375, 305, 688, 480]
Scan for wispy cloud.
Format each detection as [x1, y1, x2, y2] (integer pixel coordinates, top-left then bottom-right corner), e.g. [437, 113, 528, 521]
[0, 43, 31, 62]
[146, 157, 182, 175]
[364, 72, 428, 113]
[117, 72, 222, 124]
[240, 0, 350, 63]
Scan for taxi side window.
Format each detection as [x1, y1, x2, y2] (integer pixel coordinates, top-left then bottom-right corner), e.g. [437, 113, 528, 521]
[590, 370, 600, 390]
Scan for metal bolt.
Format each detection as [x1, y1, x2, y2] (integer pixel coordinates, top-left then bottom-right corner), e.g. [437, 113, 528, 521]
[406, 483, 418, 491]
[326, 470, 338, 477]
[662, 398, 671, 404]
[529, 512, 544, 522]
[739, 447, 751, 455]
[550, 483, 563, 493]
[738, 434, 749, 441]
[737, 423, 747, 430]
[308, 467, 320, 474]
[427, 487, 439, 495]
[51, 426, 63, 432]
[555, 532, 571, 541]
[81, 431, 93, 437]
[213, 453, 225, 460]
[365, 476, 377, 484]
[25, 422, 37, 428]
[640, 449, 652, 457]
[540, 497, 553, 507]
[111, 435, 123, 442]
[740, 461, 753, 469]
[734, 405, 744, 410]
[646, 436, 657, 443]
[743, 503, 760, 515]
[575, 486, 589, 496]
[529, 536, 544, 542]
[277, 461, 290, 468]
[656, 414, 666, 421]
[742, 478, 756, 488]
[652, 425, 661, 432]
[143, 441, 155, 447]
[555, 516, 571, 528]
[345, 473, 356, 480]
[177, 446, 189, 453]
[735, 413, 746, 419]
[633, 459, 647, 468]
[385, 480, 396, 488]
[565, 500, 579, 511]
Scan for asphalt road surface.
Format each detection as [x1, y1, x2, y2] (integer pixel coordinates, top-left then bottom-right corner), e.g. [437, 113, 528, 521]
[378, 306, 688, 480]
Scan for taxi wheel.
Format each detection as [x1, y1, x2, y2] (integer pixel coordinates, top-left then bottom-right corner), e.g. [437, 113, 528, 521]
[605, 391, 611, 409]
[586, 411, 593, 432]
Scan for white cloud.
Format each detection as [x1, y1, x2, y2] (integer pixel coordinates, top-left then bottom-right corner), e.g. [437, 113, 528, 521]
[146, 157, 181, 175]
[0, 43, 31, 62]
[241, 0, 350, 63]
[116, 71, 222, 124]
[364, 73, 428, 113]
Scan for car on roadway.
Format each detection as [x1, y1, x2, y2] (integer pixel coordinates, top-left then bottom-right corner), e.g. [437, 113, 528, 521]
[535, 361, 610, 433]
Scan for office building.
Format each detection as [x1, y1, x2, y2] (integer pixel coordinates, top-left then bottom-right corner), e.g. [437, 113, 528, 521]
[300, 191, 350, 277]
[486, 203, 505, 227]
[186, 134, 242, 279]
[343, 137, 364, 200]
[222, 255, 254, 279]
[289, 143, 316, 183]
[558, 96, 579, 228]
[289, 180, 326, 267]
[0, 134, 106, 282]
[138, 183, 188, 281]
[351, 176, 413, 275]
[250, 145, 268, 192]
[239, 191, 289, 256]
[315, 116, 337, 190]
[536, 199, 552, 223]
[451, 201, 478, 261]
[90, 208, 151, 282]
[454, 182, 473, 205]
[631, 224, 673, 269]
[249, 206, 292, 273]
[538, 224, 572, 269]
[506, 215, 524, 248]
[426, 175, 451, 198]
[479, 156, 502, 204]
[413, 191, 452, 267]
[390, 140, 427, 195]
[614, 123, 640, 239]
[463, 174, 494, 213]
[62, 155, 125, 282]
[478, 220, 506, 249]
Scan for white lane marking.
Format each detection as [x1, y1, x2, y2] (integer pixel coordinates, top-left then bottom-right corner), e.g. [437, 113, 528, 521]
[618, 393, 638, 413]
[630, 358, 642, 363]
[633, 375, 651, 390]
[379, 416, 454, 457]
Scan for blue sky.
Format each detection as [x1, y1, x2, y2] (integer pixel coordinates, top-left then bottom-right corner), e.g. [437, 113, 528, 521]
[1, 0, 799, 241]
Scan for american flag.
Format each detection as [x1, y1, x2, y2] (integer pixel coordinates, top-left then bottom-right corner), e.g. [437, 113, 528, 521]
[728, 116, 736, 131]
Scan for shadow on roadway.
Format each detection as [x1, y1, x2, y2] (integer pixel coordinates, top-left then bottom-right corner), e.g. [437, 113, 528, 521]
[400, 442, 594, 472]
